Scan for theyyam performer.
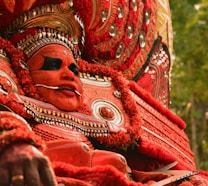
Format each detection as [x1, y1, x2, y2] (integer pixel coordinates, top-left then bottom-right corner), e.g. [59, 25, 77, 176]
[0, 0, 208, 186]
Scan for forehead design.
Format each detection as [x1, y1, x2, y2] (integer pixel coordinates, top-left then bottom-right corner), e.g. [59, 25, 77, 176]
[27, 44, 76, 69]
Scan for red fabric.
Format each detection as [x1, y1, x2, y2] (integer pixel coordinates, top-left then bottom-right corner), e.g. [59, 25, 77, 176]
[53, 161, 208, 186]
[189, 173, 208, 185]
[122, 149, 165, 172]
[199, 170, 208, 180]
[129, 80, 186, 129]
[132, 170, 170, 183]
[0, 111, 44, 153]
[56, 176, 92, 186]
[137, 138, 196, 171]
[53, 162, 144, 186]
[178, 181, 193, 186]
[135, 41, 171, 108]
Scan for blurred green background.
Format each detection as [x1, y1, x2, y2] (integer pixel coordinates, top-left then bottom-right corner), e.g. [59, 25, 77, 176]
[170, 0, 208, 170]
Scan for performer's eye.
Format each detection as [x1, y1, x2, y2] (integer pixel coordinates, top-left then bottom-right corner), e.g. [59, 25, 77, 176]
[40, 56, 62, 70]
[69, 63, 79, 76]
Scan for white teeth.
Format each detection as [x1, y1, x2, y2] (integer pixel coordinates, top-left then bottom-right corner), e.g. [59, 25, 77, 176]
[58, 87, 73, 91]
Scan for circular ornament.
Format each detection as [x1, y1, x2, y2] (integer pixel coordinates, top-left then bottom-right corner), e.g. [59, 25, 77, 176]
[91, 99, 123, 126]
[100, 106, 115, 119]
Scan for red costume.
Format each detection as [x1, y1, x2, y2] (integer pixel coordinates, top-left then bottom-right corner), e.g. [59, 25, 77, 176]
[0, 0, 208, 185]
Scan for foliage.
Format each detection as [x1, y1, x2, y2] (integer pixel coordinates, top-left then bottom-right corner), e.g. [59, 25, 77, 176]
[169, 0, 208, 170]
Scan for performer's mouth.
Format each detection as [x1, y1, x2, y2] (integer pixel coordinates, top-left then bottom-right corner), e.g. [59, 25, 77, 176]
[57, 87, 81, 96]
[35, 84, 81, 96]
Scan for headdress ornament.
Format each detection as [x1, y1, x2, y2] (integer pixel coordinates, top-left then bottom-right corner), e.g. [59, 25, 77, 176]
[0, 49, 10, 62]
[0, 0, 85, 61]
[0, 0, 85, 98]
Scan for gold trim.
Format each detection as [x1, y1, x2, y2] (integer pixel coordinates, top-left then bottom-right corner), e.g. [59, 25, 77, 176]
[157, 0, 173, 60]
[16, 28, 80, 59]
[0, 49, 10, 62]
[4, 1, 85, 49]
[23, 98, 109, 137]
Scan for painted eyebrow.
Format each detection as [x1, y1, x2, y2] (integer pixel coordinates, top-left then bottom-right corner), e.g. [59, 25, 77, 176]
[69, 63, 79, 76]
[39, 56, 79, 76]
[39, 56, 62, 70]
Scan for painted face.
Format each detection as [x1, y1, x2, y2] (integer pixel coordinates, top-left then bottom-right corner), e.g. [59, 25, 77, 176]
[27, 44, 83, 111]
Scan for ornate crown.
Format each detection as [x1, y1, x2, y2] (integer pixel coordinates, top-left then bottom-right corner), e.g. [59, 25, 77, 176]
[15, 28, 81, 60]
[2, 0, 85, 60]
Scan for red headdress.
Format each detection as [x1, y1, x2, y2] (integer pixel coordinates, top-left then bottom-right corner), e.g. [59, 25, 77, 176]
[0, 0, 84, 59]
[0, 0, 172, 107]
[0, 0, 85, 99]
